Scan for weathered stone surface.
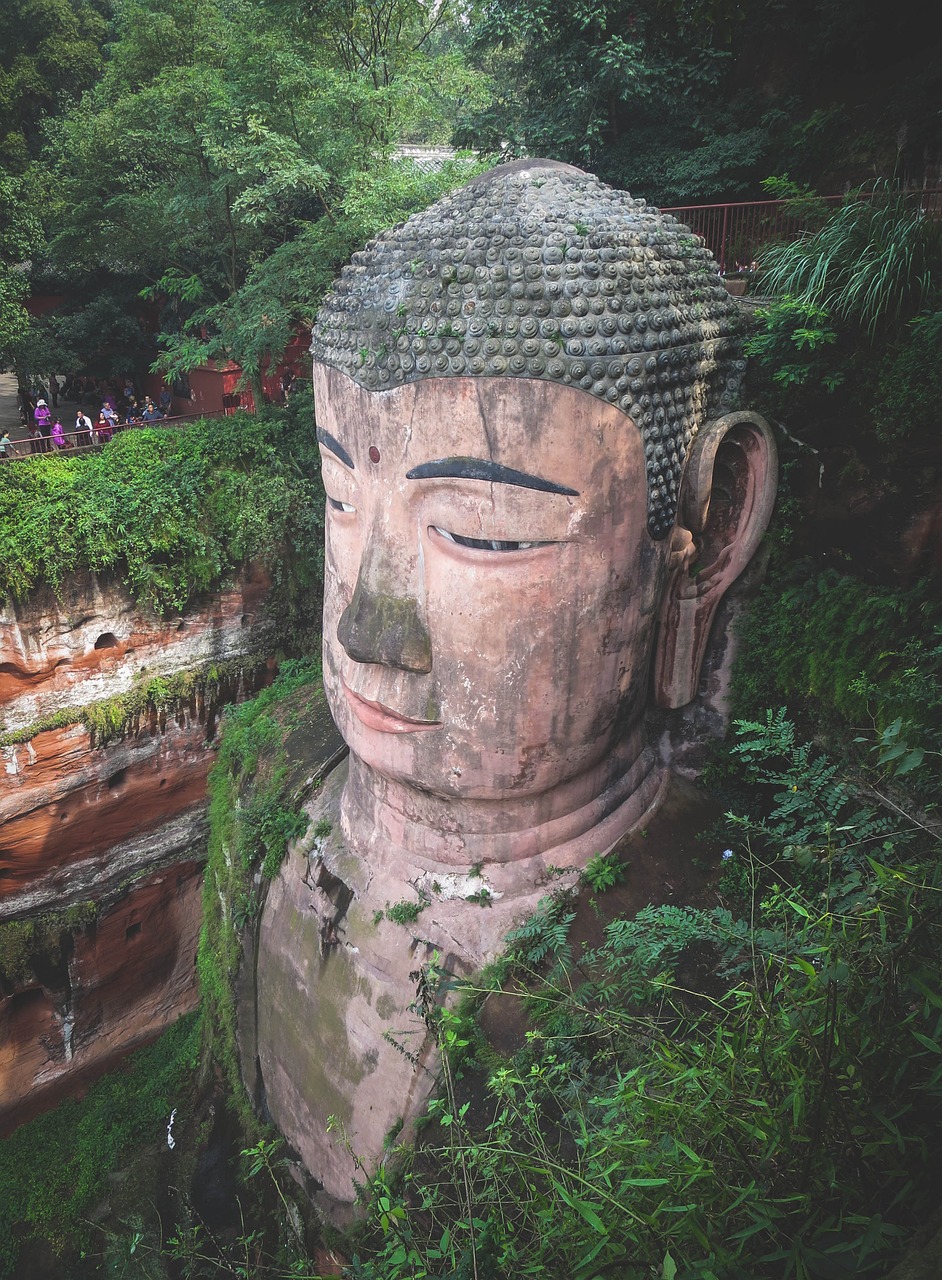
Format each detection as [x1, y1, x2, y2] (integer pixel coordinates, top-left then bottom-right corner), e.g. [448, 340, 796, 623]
[250, 161, 777, 1210]
[0, 859, 203, 1132]
[0, 565, 271, 732]
[0, 719, 212, 906]
[0, 568, 275, 1125]
[312, 159, 749, 539]
[0, 570, 275, 912]
[254, 758, 665, 1206]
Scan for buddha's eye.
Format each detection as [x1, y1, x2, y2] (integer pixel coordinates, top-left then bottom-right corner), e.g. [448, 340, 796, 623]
[431, 526, 548, 552]
[328, 496, 356, 514]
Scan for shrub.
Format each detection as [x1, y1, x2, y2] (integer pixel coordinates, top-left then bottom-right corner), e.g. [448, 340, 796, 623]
[0, 407, 324, 650]
[348, 720, 942, 1280]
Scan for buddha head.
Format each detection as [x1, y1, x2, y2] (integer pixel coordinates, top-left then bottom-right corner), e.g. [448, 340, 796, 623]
[310, 160, 776, 853]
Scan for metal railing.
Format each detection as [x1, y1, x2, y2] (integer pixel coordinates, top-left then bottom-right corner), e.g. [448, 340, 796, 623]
[662, 188, 942, 275]
[3, 407, 234, 462]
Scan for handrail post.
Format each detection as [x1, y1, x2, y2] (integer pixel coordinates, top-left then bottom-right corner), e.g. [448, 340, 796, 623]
[719, 203, 729, 275]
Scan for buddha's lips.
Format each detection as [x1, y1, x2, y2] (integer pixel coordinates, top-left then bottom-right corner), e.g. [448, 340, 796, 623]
[342, 680, 441, 734]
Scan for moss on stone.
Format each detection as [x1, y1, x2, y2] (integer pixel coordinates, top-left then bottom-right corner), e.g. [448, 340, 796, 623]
[0, 653, 270, 749]
[0, 901, 98, 985]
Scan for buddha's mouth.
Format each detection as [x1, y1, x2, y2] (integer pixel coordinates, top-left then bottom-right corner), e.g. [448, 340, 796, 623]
[342, 679, 441, 734]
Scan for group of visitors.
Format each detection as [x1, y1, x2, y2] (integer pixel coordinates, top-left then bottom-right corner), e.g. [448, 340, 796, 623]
[6, 374, 174, 459]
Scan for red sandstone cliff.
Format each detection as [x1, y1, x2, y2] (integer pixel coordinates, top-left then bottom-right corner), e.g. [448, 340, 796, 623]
[0, 568, 273, 1128]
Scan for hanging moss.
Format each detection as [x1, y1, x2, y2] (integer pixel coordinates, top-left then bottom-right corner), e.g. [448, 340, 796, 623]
[0, 901, 98, 985]
[0, 653, 271, 750]
[197, 658, 328, 1118]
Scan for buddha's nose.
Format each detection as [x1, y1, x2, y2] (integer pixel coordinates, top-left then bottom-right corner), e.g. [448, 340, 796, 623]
[337, 536, 432, 674]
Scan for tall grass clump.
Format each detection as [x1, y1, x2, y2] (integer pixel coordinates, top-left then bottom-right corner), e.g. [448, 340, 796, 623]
[758, 181, 942, 337]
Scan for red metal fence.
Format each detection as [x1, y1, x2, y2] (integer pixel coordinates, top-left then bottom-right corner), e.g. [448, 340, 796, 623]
[661, 188, 942, 275]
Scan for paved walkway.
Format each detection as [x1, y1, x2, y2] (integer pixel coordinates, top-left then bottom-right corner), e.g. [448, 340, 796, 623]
[0, 373, 29, 445]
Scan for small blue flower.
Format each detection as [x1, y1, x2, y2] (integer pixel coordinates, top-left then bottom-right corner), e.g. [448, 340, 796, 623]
[721, 849, 733, 862]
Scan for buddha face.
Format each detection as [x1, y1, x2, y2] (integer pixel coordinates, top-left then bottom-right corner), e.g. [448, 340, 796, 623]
[315, 365, 672, 802]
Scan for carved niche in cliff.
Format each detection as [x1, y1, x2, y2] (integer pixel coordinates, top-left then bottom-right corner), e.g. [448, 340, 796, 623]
[250, 160, 778, 1210]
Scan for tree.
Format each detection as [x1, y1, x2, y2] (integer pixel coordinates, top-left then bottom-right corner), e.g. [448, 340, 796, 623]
[0, 174, 39, 367]
[38, 0, 487, 390]
[457, 0, 942, 205]
[0, 0, 107, 173]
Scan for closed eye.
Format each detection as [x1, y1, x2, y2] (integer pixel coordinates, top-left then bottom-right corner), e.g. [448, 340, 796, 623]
[328, 496, 356, 514]
[431, 526, 550, 552]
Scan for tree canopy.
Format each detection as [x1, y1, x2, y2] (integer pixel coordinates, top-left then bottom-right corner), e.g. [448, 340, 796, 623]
[456, 0, 942, 205]
[2, 0, 941, 387]
[7, 0, 490, 384]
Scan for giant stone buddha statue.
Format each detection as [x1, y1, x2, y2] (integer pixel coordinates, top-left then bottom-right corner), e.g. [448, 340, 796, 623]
[247, 160, 777, 1209]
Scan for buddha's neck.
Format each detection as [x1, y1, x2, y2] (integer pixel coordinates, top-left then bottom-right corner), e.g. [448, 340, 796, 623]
[339, 727, 666, 899]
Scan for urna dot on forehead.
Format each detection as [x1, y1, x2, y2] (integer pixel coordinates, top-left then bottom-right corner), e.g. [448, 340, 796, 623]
[312, 158, 748, 539]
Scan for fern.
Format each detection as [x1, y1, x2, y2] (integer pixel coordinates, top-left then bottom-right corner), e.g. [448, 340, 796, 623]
[506, 896, 575, 965]
[731, 710, 897, 853]
[594, 904, 717, 975]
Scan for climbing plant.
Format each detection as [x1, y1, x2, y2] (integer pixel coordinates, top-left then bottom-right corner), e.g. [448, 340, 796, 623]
[0, 403, 324, 649]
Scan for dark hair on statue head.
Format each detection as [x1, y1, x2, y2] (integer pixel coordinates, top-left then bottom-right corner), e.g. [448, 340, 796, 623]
[311, 159, 748, 539]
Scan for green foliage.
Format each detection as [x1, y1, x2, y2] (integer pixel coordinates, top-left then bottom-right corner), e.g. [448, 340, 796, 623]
[0, 407, 324, 647]
[505, 894, 575, 966]
[0, 173, 40, 364]
[0, 901, 97, 984]
[744, 295, 842, 393]
[0, 1012, 201, 1275]
[35, 0, 487, 384]
[758, 183, 942, 338]
[759, 174, 830, 224]
[730, 708, 896, 850]
[0, 654, 269, 750]
[199, 658, 323, 1116]
[0, 0, 105, 172]
[458, 0, 759, 204]
[349, 720, 942, 1280]
[871, 308, 942, 443]
[382, 893, 431, 926]
[459, 0, 942, 204]
[733, 572, 942, 806]
[581, 851, 625, 893]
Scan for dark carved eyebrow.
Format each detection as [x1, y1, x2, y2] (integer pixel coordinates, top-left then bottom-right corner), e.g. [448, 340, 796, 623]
[316, 427, 354, 469]
[406, 457, 578, 496]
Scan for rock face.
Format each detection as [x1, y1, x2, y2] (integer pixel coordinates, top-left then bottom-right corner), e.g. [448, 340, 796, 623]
[0, 860, 203, 1133]
[0, 568, 273, 1127]
[0, 568, 270, 735]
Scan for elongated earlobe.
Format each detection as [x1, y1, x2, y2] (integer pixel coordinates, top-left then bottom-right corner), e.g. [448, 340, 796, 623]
[653, 412, 778, 710]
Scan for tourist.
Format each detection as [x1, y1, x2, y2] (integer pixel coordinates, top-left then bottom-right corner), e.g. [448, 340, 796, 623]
[158, 387, 172, 415]
[18, 384, 33, 420]
[75, 409, 93, 447]
[0, 430, 17, 460]
[95, 411, 113, 443]
[140, 400, 164, 423]
[51, 420, 67, 450]
[49, 374, 60, 408]
[33, 398, 51, 434]
[30, 425, 45, 455]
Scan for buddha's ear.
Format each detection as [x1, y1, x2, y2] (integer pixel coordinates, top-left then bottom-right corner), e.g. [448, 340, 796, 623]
[653, 411, 778, 710]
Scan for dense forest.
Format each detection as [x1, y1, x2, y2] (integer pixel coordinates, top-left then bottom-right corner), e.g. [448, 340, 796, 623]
[2, 1, 942, 1278]
[3, 0, 941, 388]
